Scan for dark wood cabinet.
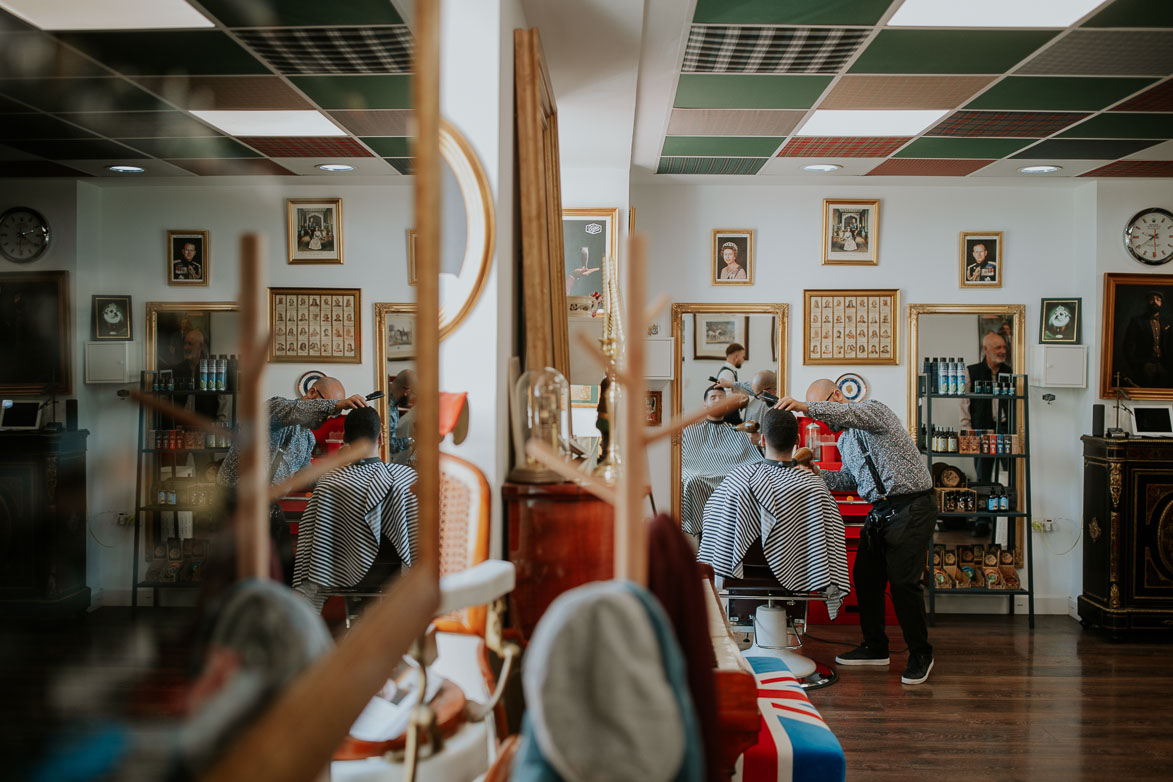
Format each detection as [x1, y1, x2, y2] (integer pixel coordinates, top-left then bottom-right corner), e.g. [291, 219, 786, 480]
[0, 430, 90, 617]
[1080, 436, 1173, 638]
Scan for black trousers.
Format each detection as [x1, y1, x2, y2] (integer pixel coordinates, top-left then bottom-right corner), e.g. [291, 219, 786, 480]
[854, 493, 936, 658]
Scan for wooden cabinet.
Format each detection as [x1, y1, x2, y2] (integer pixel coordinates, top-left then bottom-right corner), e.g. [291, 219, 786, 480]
[0, 430, 90, 617]
[1080, 436, 1173, 638]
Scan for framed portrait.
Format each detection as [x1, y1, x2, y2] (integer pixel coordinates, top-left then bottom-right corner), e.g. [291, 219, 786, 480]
[268, 287, 361, 363]
[287, 198, 343, 264]
[712, 229, 754, 285]
[0, 271, 71, 395]
[570, 383, 600, 408]
[1101, 273, 1173, 399]
[92, 295, 132, 341]
[803, 289, 898, 365]
[960, 231, 1003, 288]
[822, 199, 878, 265]
[406, 228, 417, 286]
[563, 208, 618, 298]
[645, 390, 663, 426]
[166, 230, 209, 286]
[383, 310, 416, 361]
[1040, 298, 1081, 344]
[567, 294, 601, 319]
[693, 313, 749, 360]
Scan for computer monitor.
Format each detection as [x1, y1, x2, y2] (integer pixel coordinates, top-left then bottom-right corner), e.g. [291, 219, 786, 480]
[1132, 404, 1173, 438]
[0, 400, 44, 430]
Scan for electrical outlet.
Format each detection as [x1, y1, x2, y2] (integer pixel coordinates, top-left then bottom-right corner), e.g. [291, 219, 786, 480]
[1043, 518, 1054, 533]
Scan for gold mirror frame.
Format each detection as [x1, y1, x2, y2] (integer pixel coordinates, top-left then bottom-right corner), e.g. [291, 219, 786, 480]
[670, 302, 789, 522]
[374, 302, 416, 460]
[145, 301, 238, 371]
[906, 303, 1026, 566]
[438, 120, 495, 340]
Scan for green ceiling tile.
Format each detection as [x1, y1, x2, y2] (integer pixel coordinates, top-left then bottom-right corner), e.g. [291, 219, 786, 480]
[674, 74, 832, 109]
[1084, 0, 1173, 28]
[894, 137, 1035, 159]
[197, 0, 402, 27]
[850, 30, 1056, 74]
[122, 137, 261, 158]
[0, 114, 97, 141]
[1011, 138, 1161, 159]
[386, 158, 413, 175]
[0, 77, 171, 112]
[966, 77, 1158, 111]
[662, 136, 782, 156]
[6, 138, 146, 159]
[1059, 113, 1173, 139]
[292, 75, 411, 109]
[55, 31, 268, 76]
[0, 33, 111, 79]
[361, 137, 411, 157]
[693, 0, 891, 25]
[657, 157, 767, 175]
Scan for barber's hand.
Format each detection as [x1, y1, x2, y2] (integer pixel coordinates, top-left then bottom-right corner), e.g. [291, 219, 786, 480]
[716, 377, 734, 389]
[773, 395, 808, 414]
[334, 394, 368, 413]
[795, 462, 820, 475]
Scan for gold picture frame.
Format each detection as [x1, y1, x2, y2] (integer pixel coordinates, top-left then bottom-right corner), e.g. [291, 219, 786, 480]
[374, 302, 416, 459]
[803, 289, 899, 365]
[1101, 273, 1173, 400]
[287, 198, 343, 264]
[407, 228, 417, 286]
[960, 231, 1004, 288]
[712, 229, 754, 285]
[822, 199, 878, 265]
[269, 287, 361, 363]
[166, 230, 209, 286]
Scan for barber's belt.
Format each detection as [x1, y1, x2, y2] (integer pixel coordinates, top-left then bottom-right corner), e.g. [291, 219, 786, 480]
[872, 488, 933, 510]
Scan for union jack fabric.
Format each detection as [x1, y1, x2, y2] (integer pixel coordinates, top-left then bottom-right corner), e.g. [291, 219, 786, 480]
[927, 111, 1089, 138]
[683, 26, 868, 74]
[236, 26, 414, 74]
[737, 656, 845, 782]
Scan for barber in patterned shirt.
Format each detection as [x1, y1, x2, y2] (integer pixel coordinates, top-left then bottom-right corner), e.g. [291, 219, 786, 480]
[774, 378, 936, 686]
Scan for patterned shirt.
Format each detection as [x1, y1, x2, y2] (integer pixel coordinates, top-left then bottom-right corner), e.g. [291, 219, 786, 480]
[806, 399, 932, 503]
[216, 396, 339, 488]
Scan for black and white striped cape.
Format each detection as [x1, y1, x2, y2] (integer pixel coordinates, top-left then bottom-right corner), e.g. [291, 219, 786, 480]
[681, 420, 763, 536]
[698, 462, 850, 619]
[292, 458, 419, 589]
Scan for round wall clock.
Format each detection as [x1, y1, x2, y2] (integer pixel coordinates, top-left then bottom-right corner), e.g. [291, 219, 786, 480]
[0, 206, 51, 263]
[1124, 207, 1173, 265]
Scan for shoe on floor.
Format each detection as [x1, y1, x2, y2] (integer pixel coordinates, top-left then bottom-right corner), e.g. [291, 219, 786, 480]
[834, 644, 890, 666]
[902, 653, 934, 684]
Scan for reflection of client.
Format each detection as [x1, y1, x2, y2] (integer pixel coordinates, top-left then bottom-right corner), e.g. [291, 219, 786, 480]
[169, 328, 219, 419]
[680, 385, 762, 539]
[387, 369, 418, 464]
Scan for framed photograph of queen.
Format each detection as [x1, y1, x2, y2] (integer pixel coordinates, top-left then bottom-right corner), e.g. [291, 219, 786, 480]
[712, 229, 754, 285]
[822, 199, 878, 265]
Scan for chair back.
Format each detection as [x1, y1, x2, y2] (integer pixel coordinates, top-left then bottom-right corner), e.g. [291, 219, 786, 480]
[435, 452, 492, 635]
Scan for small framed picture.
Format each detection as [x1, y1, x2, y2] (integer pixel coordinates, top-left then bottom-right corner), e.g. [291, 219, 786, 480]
[823, 199, 878, 265]
[694, 313, 748, 360]
[645, 390, 663, 426]
[570, 383, 600, 408]
[407, 228, 417, 286]
[288, 198, 343, 264]
[1040, 298, 1081, 344]
[712, 229, 754, 285]
[167, 230, 209, 286]
[92, 295, 132, 341]
[383, 311, 416, 360]
[960, 231, 1003, 288]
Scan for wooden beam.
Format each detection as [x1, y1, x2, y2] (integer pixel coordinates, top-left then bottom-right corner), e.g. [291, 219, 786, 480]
[616, 234, 649, 586]
[525, 440, 618, 505]
[235, 234, 268, 581]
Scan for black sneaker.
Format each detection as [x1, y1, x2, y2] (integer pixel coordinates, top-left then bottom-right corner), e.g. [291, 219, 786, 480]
[901, 653, 934, 684]
[834, 644, 890, 666]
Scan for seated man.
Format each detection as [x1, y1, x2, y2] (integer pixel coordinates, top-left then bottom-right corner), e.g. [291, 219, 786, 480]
[292, 407, 419, 612]
[681, 385, 763, 539]
[698, 408, 850, 618]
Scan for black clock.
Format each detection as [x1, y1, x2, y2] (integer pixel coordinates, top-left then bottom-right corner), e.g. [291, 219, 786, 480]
[0, 206, 51, 263]
[1124, 207, 1173, 266]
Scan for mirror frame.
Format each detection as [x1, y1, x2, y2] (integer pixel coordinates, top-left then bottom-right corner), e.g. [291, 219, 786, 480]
[145, 301, 238, 371]
[907, 303, 1026, 566]
[374, 302, 417, 461]
[670, 302, 789, 522]
[438, 120, 495, 340]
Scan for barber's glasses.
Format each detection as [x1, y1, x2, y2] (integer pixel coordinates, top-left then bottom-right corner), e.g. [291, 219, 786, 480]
[824, 390, 837, 401]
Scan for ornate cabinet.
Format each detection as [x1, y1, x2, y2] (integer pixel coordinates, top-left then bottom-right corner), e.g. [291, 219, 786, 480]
[1080, 436, 1173, 638]
[0, 430, 90, 617]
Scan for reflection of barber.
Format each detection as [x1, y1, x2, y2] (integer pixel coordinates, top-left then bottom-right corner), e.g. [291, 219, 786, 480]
[775, 379, 935, 685]
[715, 342, 747, 424]
[1122, 290, 1173, 387]
[962, 332, 1011, 489]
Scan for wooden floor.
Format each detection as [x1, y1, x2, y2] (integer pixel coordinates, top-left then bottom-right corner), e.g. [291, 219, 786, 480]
[3, 609, 1172, 780]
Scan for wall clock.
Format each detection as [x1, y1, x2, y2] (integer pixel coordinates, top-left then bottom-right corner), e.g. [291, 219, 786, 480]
[1124, 207, 1173, 266]
[0, 206, 51, 263]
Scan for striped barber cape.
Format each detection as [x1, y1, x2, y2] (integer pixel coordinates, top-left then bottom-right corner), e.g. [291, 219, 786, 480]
[681, 420, 763, 537]
[698, 461, 849, 618]
[292, 458, 418, 589]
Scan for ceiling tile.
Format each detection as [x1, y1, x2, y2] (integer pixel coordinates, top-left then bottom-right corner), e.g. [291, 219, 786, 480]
[269, 157, 396, 175]
[1111, 79, 1173, 112]
[197, 0, 403, 27]
[244, 136, 373, 157]
[132, 76, 313, 111]
[386, 158, 412, 175]
[693, 0, 892, 26]
[657, 157, 767, 175]
[5, 138, 147, 159]
[291, 75, 411, 109]
[54, 31, 269, 77]
[662, 136, 782, 156]
[850, 30, 1056, 74]
[927, 111, 1089, 137]
[0, 114, 98, 141]
[667, 109, 804, 136]
[235, 27, 412, 75]
[761, 157, 890, 176]
[1084, 0, 1173, 28]
[819, 76, 995, 110]
[969, 158, 1110, 177]
[674, 74, 832, 109]
[0, 33, 111, 79]
[0, 141, 38, 160]
[1011, 138, 1162, 159]
[0, 160, 90, 177]
[866, 158, 994, 176]
[683, 25, 868, 74]
[894, 137, 1035, 158]
[777, 136, 908, 157]
[58, 111, 221, 138]
[0, 7, 33, 32]
[0, 77, 171, 112]
[1017, 31, 1173, 76]
[360, 137, 411, 157]
[61, 159, 196, 177]
[169, 158, 296, 176]
[1125, 140, 1173, 161]
[327, 109, 412, 136]
[1058, 113, 1173, 139]
[123, 137, 261, 158]
[0, 95, 27, 112]
[965, 76, 1157, 111]
[1081, 160, 1173, 177]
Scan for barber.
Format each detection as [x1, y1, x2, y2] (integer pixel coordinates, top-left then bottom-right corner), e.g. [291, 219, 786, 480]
[774, 378, 935, 686]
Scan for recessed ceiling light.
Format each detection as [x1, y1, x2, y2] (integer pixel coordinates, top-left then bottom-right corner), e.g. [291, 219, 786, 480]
[796, 110, 948, 137]
[316, 163, 355, 172]
[888, 0, 1102, 28]
[106, 165, 145, 173]
[803, 164, 843, 172]
[191, 110, 346, 137]
[0, 0, 213, 30]
[1018, 165, 1062, 174]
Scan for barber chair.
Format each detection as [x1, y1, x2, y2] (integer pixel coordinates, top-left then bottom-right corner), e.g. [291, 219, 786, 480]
[319, 537, 403, 628]
[720, 539, 838, 690]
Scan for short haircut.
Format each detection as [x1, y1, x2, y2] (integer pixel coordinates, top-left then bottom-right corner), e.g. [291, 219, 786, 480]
[343, 406, 382, 444]
[762, 408, 798, 453]
[703, 384, 725, 402]
[725, 342, 745, 357]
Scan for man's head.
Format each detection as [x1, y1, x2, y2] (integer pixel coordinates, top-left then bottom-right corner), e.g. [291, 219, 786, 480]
[725, 342, 746, 367]
[751, 369, 776, 397]
[971, 242, 988, 265]
[181, 242, 196, 261]
[805, 378, 844, 405]
[982, 331, 1008, 369]
[182, 328, 206, 362]
[721, 242, 738, 265]
[704, 385, 727, 421]
[390, 369, 418, 407]
[305, 376, 344, 401]
[343, 406, 382, 446]
[1147, 290, 1164, 314]
[762, 408, 799, 458]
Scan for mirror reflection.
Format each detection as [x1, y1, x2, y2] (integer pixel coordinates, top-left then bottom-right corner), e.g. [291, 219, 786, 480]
[375, 303, 417, 464]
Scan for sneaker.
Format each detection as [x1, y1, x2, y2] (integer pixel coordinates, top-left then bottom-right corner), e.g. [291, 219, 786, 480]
[901, 653, 934, 685]
[834, 644, 890, 666]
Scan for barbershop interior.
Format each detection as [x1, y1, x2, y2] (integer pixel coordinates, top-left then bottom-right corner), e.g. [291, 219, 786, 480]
[3, 0, 1173, 779]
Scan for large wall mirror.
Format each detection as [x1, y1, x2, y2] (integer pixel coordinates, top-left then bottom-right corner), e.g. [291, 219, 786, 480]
[907, 304, 1026, 565]
[146, 302, 240, 376]
[375, 303, 416, 462]
[670, 303, 789, 522]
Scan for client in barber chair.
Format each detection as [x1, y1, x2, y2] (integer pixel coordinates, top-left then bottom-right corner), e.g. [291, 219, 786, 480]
[292, 407, 419, 612]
